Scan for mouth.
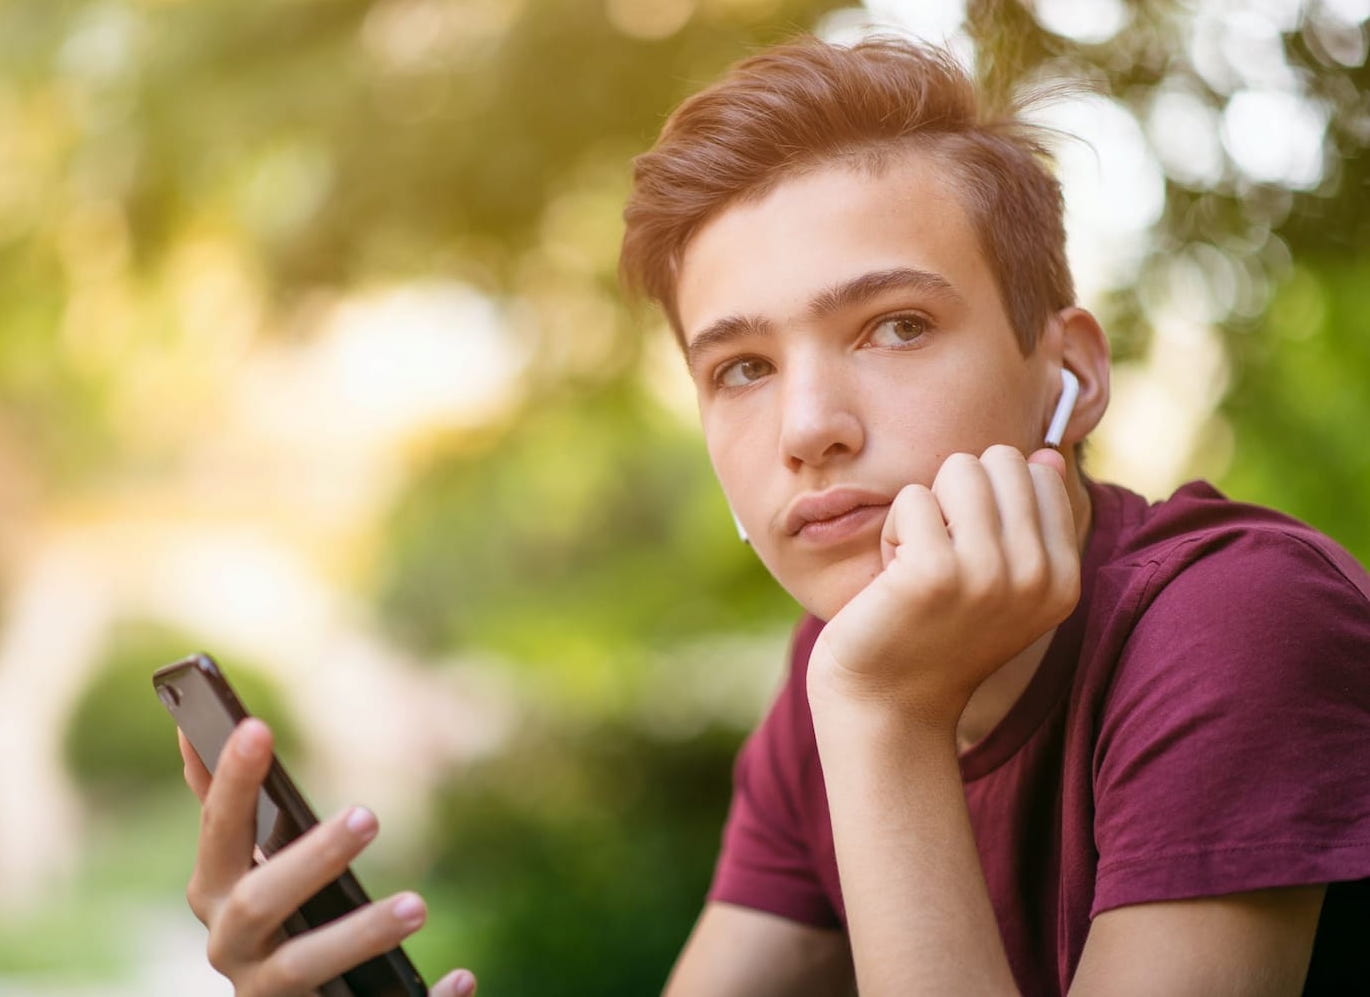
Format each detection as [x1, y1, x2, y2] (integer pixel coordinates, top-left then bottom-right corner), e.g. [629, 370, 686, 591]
[784, 488, 892, 543]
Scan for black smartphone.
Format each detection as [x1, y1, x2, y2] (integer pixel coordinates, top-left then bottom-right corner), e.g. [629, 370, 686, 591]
[153, 653, 428, 997]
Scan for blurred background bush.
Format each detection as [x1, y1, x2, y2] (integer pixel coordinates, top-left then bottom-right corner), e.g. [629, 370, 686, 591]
[0, 0, 1365, 994]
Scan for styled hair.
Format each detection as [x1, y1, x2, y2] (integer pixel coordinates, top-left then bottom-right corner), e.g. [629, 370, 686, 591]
[620, 36, 1075, 353]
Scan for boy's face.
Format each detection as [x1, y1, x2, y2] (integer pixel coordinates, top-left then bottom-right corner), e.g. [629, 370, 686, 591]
[676, 155, 1058, 621]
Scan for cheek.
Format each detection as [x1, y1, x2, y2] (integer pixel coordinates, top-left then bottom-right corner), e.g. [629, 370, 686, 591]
[704, 418, 756, 511]
[703, 401, 771, 489]
[881, 367, 1039, 458]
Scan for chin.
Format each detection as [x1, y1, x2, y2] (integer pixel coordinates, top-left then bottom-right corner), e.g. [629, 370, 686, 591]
[780, 550, 884, 623]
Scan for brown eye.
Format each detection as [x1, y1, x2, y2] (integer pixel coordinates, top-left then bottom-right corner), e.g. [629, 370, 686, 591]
[870, 314, 929, 347]
[717, 356, 773, 388]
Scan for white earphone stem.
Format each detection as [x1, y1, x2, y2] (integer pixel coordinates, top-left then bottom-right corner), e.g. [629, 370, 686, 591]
[732, 510, 749, 543]
[1044, 368, 1080, 449]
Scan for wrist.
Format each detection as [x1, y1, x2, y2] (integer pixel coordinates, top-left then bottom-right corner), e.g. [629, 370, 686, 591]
[806, 635, 967, 738]
[807, 680, 960, 769]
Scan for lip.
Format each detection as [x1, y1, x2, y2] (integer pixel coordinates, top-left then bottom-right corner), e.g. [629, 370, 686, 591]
[783, 487, 892, 542]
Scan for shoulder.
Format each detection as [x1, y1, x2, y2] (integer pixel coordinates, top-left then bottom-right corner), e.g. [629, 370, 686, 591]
[1081, 484, 1370, 909]
[1092, 479, 1369, 603]
[1082, 481, 1368, 675]
[1082, 481, 1370, 746]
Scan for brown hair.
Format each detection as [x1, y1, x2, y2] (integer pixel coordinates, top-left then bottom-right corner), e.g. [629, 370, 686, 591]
[620, 36, 1075, 353]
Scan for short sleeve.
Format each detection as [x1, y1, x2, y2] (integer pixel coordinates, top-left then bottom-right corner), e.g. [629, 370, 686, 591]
[707, 616, 841, 929]
[1091, 529, 1370, 916]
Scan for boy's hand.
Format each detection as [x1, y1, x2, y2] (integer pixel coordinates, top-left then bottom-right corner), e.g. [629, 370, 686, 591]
[178, 721, 477, 997]
[808, 444, 1080, 729]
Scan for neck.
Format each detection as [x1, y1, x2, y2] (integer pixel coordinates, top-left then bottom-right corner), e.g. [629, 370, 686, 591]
[956, 629, 1054, 753]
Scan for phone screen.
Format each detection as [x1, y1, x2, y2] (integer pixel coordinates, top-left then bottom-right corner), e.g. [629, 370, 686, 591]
[153, 654, 428, 997]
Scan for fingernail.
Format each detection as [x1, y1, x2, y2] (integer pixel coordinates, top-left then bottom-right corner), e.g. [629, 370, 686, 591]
[435, 969, 477, 997]
[392, 893, 426, 928]
[346, 806, 377, 839]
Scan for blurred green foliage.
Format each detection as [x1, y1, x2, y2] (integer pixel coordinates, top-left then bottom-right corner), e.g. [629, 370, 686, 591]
[65, 622, 299, 804]
[1222, 261, 1370, 554]
[378, 383, 794, 697]
[407, 718, 740, 995]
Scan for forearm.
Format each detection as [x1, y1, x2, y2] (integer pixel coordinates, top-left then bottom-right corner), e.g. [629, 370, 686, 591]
[664, 903, 857, 997]
[812, 696, 1018, 996]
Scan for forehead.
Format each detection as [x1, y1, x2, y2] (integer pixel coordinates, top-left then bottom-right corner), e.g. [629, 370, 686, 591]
[675, 154, 993, 343]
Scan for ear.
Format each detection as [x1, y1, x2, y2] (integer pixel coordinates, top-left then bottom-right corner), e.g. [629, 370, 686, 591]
[1049, 306, 1111, 447]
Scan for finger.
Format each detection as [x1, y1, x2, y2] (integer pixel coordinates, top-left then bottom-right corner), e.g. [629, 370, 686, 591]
[215, 805, 380, 965]
[930, 452, 1004, 582]
[1028, 462, 1081, 613]
[248, 892, 430, 997]
[432, 969, 479, 997]
[979, 444, 1039, 536]
[979, 445, 1046, 587]
[190, 719, 274, 916]
[179, 730, 212, 803]
[1026, 446, 1067, 480]
[1026, 447, 1076, 562]
[1027, 458, 1075, 550]
[881, 482, 951, 571]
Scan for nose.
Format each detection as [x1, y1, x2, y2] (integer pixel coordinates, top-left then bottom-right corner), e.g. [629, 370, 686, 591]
[778, 357, 865, 470]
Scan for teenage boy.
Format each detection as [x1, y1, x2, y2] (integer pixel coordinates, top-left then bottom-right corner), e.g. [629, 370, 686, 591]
[178, 36, 1369, 996]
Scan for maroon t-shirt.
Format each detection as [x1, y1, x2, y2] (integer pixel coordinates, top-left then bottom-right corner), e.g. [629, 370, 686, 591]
[709, 481, 1370, 994]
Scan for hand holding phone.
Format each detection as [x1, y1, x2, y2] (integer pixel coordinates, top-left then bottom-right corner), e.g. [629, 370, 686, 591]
[157, 655, 476, 997]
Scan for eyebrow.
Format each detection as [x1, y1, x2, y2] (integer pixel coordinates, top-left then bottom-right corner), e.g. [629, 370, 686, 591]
[684, 266, 962, 378]
[685, 314, 775, 378]
[808, 266, 963, 318]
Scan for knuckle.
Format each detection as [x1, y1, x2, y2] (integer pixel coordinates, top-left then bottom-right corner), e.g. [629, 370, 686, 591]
[893, 481, 932, 508]
[360, 902, 408, 952]
[1055, 569, 1082, 609]
[915, 559, 960, 603]
[967, 571, 1007, 605]
[222, 880, 274, 935]
[185, 876, 213, 924]
[1012, 551, 1050, 594]
[982, 443, 1023, 464]
[205, 929, 234, 976]
[941, 451, 978, 474]
[200, 795, 230, 837]
[264, 946, 312, 996]
[933, 452, 976, 488]
[960, 553, 1007, 602]
[317, 821, 359, 867]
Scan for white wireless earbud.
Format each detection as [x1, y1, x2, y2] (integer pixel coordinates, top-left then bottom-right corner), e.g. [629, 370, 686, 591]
[1044, 368, 1080, 449]
[731, 509, 749, 544]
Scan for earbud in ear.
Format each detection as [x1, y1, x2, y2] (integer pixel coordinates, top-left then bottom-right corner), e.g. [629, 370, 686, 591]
[1044, 368, 1080, 449]
[731, 509, 749, 544]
